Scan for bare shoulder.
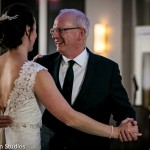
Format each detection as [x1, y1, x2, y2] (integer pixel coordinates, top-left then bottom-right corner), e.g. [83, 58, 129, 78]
[35, 68, 54, 86]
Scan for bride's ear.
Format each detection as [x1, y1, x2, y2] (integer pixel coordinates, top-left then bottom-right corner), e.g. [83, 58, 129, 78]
[25, 25, 31, 37]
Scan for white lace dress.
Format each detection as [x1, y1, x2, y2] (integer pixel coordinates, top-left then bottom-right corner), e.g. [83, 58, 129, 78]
[2, 61, 47, 150]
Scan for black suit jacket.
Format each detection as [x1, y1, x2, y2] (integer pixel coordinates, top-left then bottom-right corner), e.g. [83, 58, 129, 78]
[37, 48, 136, 149]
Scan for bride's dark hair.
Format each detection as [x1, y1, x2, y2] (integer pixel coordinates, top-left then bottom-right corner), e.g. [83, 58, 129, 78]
[0, 3, 34, 50]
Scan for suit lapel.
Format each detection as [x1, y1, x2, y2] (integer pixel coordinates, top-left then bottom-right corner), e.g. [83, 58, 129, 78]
[51, 50, 100, 108]
[52, 55, 62, 92]
[73, 49, 99, 108]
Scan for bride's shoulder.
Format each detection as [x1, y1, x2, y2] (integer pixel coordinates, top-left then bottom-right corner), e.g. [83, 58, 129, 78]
[27, 61, 47, 71]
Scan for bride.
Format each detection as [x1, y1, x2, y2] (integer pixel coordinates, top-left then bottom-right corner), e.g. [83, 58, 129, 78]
[0, 3, 141, 150]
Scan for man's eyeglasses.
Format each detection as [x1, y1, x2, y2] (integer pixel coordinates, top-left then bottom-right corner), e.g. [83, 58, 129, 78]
[50, 27, 82, 35]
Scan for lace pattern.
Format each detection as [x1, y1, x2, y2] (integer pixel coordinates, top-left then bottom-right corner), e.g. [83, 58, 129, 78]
[3, 61, 47, 150]
[5, 61, 46, 114]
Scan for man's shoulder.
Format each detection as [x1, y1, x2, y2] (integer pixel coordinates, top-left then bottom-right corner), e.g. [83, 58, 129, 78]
[42, 52, 60, 60]
[89, 51, 117, 66]
[36, 52, 59, 65]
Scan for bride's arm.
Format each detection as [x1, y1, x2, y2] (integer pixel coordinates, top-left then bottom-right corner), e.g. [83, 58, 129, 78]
[34, 70, 141, 140]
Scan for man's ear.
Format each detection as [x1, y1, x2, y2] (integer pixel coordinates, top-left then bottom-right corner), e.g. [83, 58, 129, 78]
[25, 25, 31, 37]
[79, 28, 85, 37]
[78, 28, 86, 41]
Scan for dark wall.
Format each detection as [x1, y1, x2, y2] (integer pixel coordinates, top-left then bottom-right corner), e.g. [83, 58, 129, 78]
[1, 0, 39, 60]
[136, 0, 150, 25]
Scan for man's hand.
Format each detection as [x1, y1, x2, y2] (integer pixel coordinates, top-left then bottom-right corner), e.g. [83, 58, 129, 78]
[33, 54, 44, 62]
[0, 115, 12, 128]
[118, 118, 142, 142]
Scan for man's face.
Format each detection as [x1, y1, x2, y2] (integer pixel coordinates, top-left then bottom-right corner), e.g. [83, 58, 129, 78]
[51, 13, 82, 57]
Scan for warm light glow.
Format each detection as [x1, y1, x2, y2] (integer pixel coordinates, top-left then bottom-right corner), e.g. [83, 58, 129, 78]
[94, 24, 108, 54]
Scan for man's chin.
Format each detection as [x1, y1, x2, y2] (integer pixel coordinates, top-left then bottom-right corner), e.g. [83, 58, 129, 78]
[56, 48, 63, 53]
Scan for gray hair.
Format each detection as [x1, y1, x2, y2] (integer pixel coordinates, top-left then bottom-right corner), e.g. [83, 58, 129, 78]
[59, 9, 90, 40]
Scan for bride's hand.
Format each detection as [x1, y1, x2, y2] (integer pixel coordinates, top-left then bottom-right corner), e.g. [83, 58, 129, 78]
[113, 118, 142, 142]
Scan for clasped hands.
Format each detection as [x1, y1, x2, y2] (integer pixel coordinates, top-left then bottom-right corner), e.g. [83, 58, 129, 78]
[114, 118, 142, 142]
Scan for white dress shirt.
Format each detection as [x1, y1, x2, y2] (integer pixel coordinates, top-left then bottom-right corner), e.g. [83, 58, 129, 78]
[59, 48, 89, 105]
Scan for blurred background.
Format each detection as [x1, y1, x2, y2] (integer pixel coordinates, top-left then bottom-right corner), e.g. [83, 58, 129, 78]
[0, 0, 150, 149]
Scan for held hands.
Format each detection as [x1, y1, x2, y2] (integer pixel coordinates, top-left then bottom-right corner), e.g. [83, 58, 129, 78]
[119, 118, 142, 142]
[0, 115, 12, 128]
[113, 118, 142, 142]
